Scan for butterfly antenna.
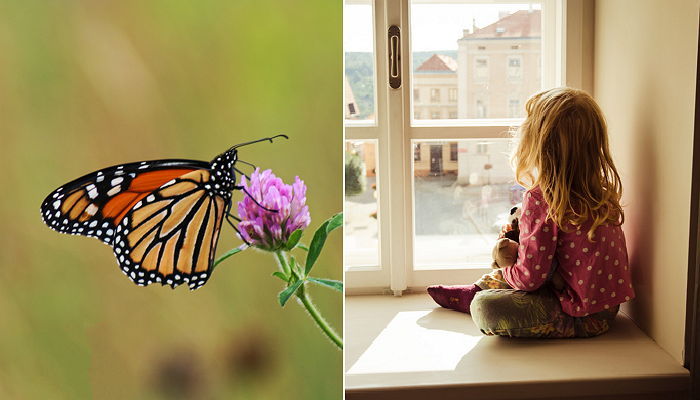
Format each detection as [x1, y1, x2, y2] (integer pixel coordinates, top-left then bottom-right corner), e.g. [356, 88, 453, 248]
[230, 134, 288, 150]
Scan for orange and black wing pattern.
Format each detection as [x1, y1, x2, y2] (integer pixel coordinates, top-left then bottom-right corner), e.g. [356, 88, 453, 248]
[40, 159, 227, 289]
[112, 169, 227, 289]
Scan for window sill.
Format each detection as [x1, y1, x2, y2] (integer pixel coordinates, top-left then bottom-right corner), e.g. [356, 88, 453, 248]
[345, 294, 689, 400]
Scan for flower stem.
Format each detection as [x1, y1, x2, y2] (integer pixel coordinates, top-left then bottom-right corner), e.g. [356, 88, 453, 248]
[275, 251, 292, 277]
[274, 251, 343, 349]
[297, 285, 343, 350]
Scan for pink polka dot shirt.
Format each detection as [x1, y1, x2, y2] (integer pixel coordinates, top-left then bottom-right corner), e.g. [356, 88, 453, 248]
[501, 187, 635, 317]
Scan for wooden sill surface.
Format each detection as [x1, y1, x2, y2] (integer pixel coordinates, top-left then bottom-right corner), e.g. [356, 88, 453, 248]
[345, 294, 689, 400]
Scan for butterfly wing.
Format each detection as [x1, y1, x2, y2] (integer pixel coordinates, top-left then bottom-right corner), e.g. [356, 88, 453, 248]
[41, 159, 230, 290]
[41, 159, 210, 243]
[113, 169, 228, 289]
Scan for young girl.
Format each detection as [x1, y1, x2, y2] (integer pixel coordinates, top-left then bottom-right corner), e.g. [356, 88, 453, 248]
[428, 87, 635, 338]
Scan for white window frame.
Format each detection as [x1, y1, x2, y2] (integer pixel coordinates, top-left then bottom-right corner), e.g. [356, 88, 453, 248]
[346, 0, 591, 294]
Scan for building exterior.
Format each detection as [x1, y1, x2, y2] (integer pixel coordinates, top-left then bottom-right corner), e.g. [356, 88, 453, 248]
[412, 54, 458, 120]
[410, 9, 541, 182]
[457, 9, 541, 119]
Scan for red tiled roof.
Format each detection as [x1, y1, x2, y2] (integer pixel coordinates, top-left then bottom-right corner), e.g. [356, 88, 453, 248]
[463, 9, 541, 39]
[416, 54, 457, 72]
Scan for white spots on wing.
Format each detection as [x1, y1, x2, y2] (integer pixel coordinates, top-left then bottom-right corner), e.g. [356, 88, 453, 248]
[111, 177, 124, 186]
[146, 195, 155, 203]
[85, 204, 98, 216]
[54, 211, 61, 218]
[88, 187, 98, 199]
[138, 164, 149, 169]
[89, 220, 98, 228]
[107, 186, 121, 196]
[96, 175, 105, 183]
[53, 200, 61, 209]
[134, 201, 143, 209]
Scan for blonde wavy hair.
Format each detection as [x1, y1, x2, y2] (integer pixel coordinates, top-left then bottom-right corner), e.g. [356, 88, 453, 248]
[512, 87, 623, 239]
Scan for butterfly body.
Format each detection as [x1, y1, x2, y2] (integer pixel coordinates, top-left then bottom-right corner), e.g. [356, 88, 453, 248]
[40, 135, 286, 290]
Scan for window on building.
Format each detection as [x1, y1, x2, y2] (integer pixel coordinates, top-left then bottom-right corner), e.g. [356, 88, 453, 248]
[430, 110, 441, 119]
[508, 98, 521, 118]
[475, 58, 489, 81]
[476, 100, 487, 118]
[430, 88, 440, 103]
[450, 142, 458, 161]
[414, 111, 421, 119]
[448, 88, 458, 102]
[508, 56, 522, 80]
[448, 111, 458, 119]
[414, 143, 421, 161]
[414, 88, 420, 102]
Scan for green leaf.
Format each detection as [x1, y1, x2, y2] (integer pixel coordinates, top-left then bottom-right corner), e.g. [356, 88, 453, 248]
[304, 213, 343, 276]
[308, 277, 343, 292]
[325, 212, 343, 234]
[272, 271, 288, 281]
[278, 280, 304, 307]
[297, 243, 309, 252]
[213, 247, 244, 269]
[285, 229, 304, 251]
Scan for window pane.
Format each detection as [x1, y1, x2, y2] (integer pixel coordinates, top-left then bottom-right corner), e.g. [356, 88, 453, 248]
[412, 139, 525, 269]
[344, 1, 376, 124]
[345, 140, 380, 268]
[410, 2, 542, 122]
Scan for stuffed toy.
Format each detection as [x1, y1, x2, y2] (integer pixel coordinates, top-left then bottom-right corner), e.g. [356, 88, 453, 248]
[491, 204, 564, 290]
[492, 205, 522, 269]
[427, 204, 564, 314]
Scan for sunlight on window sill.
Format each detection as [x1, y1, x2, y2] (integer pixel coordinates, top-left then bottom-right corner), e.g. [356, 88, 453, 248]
[346, 310, 484, 375]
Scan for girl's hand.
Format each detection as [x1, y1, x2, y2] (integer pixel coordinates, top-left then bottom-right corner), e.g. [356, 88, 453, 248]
[498, 223, 512, 239]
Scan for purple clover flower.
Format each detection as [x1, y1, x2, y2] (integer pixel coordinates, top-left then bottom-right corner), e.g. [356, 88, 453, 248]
[237, 169, 311, 251]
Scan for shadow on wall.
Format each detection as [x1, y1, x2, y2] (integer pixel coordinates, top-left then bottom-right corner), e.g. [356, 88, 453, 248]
[623, 80, 656, 333]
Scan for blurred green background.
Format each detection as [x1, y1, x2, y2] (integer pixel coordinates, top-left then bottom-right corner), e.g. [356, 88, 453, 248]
[0, 1, 341, 398]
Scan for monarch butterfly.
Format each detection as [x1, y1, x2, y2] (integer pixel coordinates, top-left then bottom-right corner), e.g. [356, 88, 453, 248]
[39, 135, 287, 290]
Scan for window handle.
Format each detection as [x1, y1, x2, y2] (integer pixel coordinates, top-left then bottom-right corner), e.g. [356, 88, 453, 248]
[388, 25, 401, 89]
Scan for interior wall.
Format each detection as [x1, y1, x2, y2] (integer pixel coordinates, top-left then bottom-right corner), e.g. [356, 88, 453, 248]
[593, 0, 699, 364]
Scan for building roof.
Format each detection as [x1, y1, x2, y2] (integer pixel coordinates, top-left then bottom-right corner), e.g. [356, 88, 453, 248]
[462, 9, 541, 40]
[415, 54, 457, 73]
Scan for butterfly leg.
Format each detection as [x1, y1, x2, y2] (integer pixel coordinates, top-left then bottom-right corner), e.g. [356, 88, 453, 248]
[233, 167, 251, 181]
[226, 212, 242, 222]
[226, 213, 251, 246]
[223, 200, 251, 245]
[235, 159, 257, 170]
[234, 186, 279, 213]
